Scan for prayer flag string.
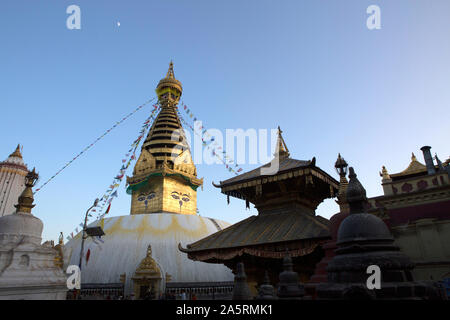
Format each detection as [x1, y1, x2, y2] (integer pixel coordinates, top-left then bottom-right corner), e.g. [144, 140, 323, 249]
[177, 104, 242, 175]
[35, 97, 157, 194]
[94, 103, 161, 220]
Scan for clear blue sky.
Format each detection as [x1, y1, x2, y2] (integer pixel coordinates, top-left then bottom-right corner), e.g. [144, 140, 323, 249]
[1, 1, 449, 242]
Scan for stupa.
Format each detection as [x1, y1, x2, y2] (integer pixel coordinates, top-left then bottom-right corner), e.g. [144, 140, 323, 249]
[316, 167, 446, 300]
[0, 168, 67, 299]
[64, 63, 233, 299]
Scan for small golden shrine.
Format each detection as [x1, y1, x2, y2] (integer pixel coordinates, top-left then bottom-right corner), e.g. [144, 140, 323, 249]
[132, 245, 162, 299]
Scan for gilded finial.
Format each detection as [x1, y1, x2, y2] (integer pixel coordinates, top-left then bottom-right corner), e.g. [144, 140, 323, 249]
[15, 168, 39, 214]
[411, 152, 417, 162]
[166, 60, 175, 79]
[380, 165, 390, 180]
[156, 61, 183, 101]
[274, 126, 290, 159]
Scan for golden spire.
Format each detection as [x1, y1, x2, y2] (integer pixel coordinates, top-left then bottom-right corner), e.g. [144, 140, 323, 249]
[15, 167, 39, 214]
[155, 61, 183, 102]
[128, 62, 202, 216]
[9, 144, 22, 159]
[274, 126, 290, 159]
[411, 152, 417, 162]
[166, 60, 175, 79]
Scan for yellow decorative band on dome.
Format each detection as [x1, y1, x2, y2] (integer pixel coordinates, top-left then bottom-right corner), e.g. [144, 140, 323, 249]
[155, 87, 181, 98]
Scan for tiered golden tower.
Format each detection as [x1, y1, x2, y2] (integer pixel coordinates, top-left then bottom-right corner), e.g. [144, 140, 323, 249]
[127, 62, 203, 215]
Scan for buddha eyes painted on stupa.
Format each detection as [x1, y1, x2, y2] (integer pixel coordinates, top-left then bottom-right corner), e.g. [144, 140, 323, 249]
[138, 192, 156, 202]
[171, 191, 190, 208]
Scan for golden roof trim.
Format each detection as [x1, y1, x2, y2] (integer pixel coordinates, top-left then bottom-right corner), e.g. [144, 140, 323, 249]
[390, 152, 427, 178]
[127, 166, 203, 186]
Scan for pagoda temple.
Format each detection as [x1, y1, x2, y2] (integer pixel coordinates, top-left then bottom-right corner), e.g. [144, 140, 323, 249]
[180, 128, 339, 294]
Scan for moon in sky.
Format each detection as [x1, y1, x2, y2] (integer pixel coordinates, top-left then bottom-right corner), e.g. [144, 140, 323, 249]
[117, 22, 121, 27]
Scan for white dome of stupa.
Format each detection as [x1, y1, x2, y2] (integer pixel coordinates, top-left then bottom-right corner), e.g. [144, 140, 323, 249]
[64, 213, 234, 296]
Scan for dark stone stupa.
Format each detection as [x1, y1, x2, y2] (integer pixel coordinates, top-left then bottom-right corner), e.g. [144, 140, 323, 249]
[232, 262, 252, 300]
[277, 253, 305, 299]
[256, 271, 277, 300]
[316, 167, 446, 300]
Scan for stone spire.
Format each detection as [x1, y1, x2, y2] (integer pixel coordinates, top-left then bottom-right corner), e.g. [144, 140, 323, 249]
[274, 126, 290, 159]
[256, 271, 277, 300]
[435, 153, 445, 172]
[334, 153, 349, 213]
[345, 167, 368, 214]
[232, 262, 252, 300]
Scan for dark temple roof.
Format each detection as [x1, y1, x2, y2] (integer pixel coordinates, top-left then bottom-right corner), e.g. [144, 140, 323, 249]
[181, 211, 330, 253]
[219, 158, 313, 186]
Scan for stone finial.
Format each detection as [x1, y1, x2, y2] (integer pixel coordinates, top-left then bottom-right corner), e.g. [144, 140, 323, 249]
[335, 153, 348, 177]
[257, 271, 277, 300]
[277, 252, 304, 299]
[232, 262, 252, 300]
[346, 167, 368, 214]
[435, 153, 445, 172]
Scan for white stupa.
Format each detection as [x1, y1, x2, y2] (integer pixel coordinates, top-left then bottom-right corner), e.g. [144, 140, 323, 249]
[0, 168, 67, 299]
[64, 63, 234, 299]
